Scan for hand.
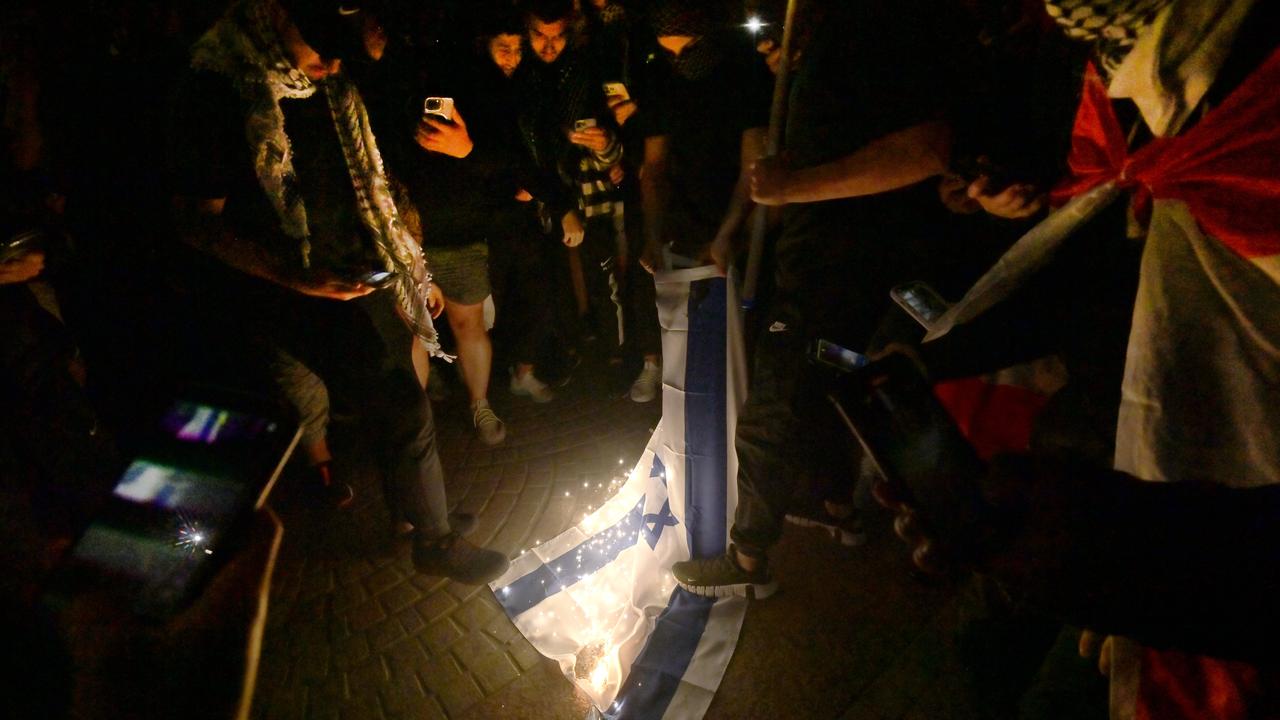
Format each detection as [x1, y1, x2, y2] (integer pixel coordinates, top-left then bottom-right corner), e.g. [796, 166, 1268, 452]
[514, 188, 533, 202]
[426, 282, 445, 318]
[750, 156, 792, 206]
[709, 232, 732, 276]
[292, 277, 376, 301]
[938, 173, 982, 215]
[61, 508, 284, 719]
[968, 176, 1045, 220]
[561, 210, 585, 247]
[639, 239, 665, 274]
[1078, 630, 1115, 675]
[607, 96, 637, 126]
[0, 248, 45, 284]
[415, 108, 473, 158]
[872, 479, 953, 575]
[568, 126, 610, 153]
[608, 164, 625, 185]
[756, 38, 783, 75]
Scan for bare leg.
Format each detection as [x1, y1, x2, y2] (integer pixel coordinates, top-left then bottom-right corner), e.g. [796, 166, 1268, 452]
[303, 438, 332, 466]
[445, 299, 491, 405]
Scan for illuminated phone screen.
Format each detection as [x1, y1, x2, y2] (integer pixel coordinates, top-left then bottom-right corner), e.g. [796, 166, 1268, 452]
[815, 339, 869, 372]
[901, 289, 945, 323]
[69, 457, 246, 615]
[160, 402, 278, 444]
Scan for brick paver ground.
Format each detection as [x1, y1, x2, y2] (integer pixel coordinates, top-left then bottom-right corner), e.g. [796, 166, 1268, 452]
[251, 359, 1035, 720]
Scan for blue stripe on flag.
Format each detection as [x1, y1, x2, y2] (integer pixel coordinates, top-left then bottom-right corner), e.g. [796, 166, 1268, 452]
[607, 588, 717, 720]
[496, 496, 647, 618]
[683, 277, 729, 558]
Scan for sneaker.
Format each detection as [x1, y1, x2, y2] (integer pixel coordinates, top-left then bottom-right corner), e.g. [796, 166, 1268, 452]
[671, 545, 777, 599]
[412, 532, 510, 584]
[395, 513, 478, 539]
[306, 462, 355, 510]
[510, 367, 554, 403]
[785, 503, 866, 547]
[472, 400, 506, 445]
[629, 359, 662, 403]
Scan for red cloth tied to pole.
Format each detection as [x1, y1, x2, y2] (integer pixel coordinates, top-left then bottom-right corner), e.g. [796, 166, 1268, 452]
[1050, 49, 1280, 260]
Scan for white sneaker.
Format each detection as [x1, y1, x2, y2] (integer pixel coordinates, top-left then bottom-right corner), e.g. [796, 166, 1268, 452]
[629, 359, 661, 403]
[510, 367, 554, 403]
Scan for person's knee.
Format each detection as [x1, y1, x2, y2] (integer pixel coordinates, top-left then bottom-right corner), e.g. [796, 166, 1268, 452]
[447, 303, 486, 336]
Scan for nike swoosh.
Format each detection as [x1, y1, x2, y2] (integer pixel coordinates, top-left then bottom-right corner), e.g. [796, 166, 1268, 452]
[338, 6, 361, 15]
[768, 322, 787, 333]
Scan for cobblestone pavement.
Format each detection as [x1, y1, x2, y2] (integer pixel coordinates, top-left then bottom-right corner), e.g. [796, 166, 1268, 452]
[252, 360, 986, 720]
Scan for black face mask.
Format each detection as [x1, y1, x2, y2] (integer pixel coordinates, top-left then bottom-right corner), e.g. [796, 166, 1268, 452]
[667, 38, 721, 81]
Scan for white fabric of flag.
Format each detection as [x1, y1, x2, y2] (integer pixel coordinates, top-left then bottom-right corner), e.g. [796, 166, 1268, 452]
[490, 266, 748, 719]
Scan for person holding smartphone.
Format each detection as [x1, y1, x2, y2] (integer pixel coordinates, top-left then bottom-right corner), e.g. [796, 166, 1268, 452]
[166, 0, 508, 584]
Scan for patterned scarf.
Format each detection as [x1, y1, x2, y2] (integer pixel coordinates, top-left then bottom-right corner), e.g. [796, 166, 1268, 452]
[1043, 0, 1172, 77]
[190, 0, 443, 356]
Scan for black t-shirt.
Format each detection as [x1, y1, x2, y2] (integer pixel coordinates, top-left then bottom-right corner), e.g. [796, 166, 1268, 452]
[354, 43, 524, 248]
[775, 0, 959, 328]
[166, 70, 376, 279]
[641, 33, 771, 244]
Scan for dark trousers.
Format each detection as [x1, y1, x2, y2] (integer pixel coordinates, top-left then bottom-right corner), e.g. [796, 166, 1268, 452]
[621, 207, 660, 358]
[165, 241, 452, 536]
[729, 293, 876, 558]
[240, 282, 451, 537]
[576, 215, 625, 350]
[488, 216, 558, 367]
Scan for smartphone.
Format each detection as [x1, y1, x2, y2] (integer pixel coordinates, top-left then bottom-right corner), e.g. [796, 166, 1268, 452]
[574, 118, 598, 132]
[602, 82, 629, 101]
[811, 338, 869, 372]
[423, 96, 455, 122]
[356, 269, 398, 289]
[829, 354, 987, 556]
[891, 281, 950, 330]
[49, 393, 299, 619]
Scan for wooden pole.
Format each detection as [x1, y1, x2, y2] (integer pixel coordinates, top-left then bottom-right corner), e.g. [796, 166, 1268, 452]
[740, 0, 799, 309]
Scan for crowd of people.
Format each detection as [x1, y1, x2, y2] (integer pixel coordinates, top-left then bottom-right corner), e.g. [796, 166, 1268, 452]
[2, 0, 1277, 718]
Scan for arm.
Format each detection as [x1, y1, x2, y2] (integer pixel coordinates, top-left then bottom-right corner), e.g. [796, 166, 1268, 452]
[638, 135, 671, 273]
[171, 197, 370, 301]
[710, 127, 767, 272]
[876, 454, 1280, 664]
[752, 120, 952, 205]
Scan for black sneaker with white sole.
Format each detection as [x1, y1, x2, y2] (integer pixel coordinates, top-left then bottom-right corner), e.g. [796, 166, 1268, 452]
[670, 545, 777, 599]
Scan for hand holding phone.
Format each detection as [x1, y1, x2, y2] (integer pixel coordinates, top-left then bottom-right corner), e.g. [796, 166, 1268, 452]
[48, 394, 299, 619]
[423, 96, 455, 122]
[829, 354, 988, 560]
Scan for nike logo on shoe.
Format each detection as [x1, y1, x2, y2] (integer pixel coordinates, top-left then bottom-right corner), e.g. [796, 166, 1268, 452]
[768, 321, 788, 333]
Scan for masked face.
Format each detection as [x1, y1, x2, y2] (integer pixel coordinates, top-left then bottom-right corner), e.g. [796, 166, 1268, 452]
[488, 33, 523, 76]
[279, 16, 341, 79]
[528, 18, 568, 64]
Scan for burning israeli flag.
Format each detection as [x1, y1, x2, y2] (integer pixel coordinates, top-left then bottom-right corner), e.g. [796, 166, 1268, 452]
[490, 266, 748, 719]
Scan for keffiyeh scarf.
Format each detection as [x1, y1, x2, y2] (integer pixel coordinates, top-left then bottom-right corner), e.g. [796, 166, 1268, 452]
[1044, 0, 1172, 77]
[190, 0, 443, 357]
